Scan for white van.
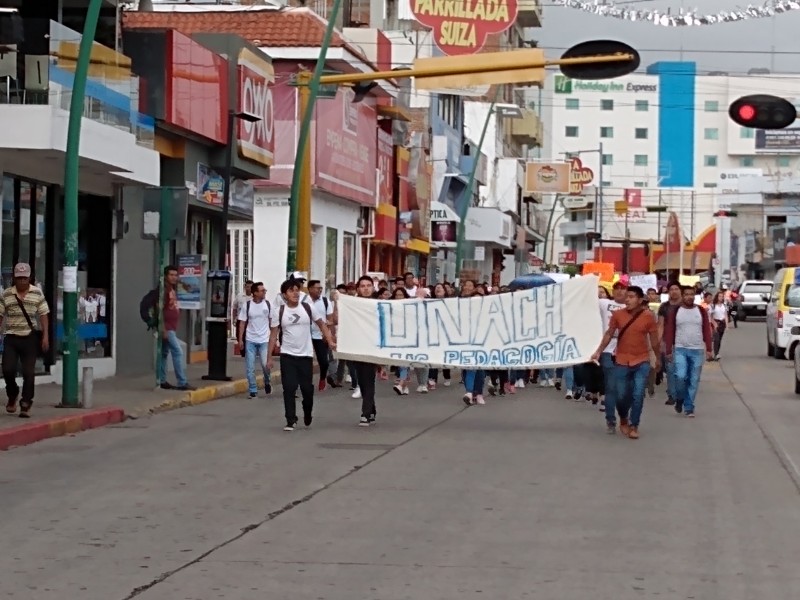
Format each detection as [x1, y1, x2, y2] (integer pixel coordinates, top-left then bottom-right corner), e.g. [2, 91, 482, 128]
[766, 267, 800, 359]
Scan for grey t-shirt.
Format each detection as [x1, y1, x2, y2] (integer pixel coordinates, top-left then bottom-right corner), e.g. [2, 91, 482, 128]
[675, 306, 706, 350]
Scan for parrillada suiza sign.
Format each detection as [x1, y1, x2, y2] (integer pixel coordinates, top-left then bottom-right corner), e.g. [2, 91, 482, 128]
[411, 0, 518, 56]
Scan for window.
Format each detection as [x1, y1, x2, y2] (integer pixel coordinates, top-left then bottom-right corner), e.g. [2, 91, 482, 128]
[740, 127, 755, 139]
[704, 155, 718, 167]
[601, 154, 613, 166]
[436, 94, 462, 130]
[634, 154, 648, 166]
[778, 156, 791, 167]
[704, 128, 719, 140]
[740, 157, 755, 167]
[703, 183, 718, 188]
[600, 99, 614, 111]
[600, 126, 614, 138]
[704, 100, 719, 112]
[565, 98, 579, 110]
[635, 128, 648, 139]
[601, 181, 612, 187]
[635, 100, 649, 112]
[634, 181, 647, 188]
[565, 126, 579, 137]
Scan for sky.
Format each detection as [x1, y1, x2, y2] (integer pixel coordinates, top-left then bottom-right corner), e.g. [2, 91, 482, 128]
[536, 1, 800, 76]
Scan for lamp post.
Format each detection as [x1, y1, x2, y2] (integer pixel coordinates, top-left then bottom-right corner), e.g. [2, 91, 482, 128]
[204, 109, 261, 382]
[60, 0, 103, 408]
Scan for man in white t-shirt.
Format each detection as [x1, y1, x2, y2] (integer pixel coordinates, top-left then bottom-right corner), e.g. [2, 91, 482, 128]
[237, 282, 273, 398]
[305, 279, 335, 391]
[269, 279, 336, 431]
[273, 271, 308, 308]
[598, 281, 626, 428]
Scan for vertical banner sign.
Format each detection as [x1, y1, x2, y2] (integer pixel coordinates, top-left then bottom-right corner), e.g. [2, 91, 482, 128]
[410, 0, 518, 55]
[237, 48, 275, 167]
[176, 254, 203, 310]
[335, 276, 603, 368]
[377, 129, 394, 203]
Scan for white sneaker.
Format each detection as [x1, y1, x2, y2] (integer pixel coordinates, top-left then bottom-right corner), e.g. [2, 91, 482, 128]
[516, 379, 525, 388]
[443, 379, 451, 387]
[462, 393, 473, 406]
[345, 374, 352, 383]
[565, 392, 574, 400]
[540, 380, 549, 387]
[417, 385, 428, 394]
[352, 387, 362, 399]
[475, 394, 486, 405]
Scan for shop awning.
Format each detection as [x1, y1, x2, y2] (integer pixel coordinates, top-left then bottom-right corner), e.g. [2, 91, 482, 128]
[430, 201, 461, 222]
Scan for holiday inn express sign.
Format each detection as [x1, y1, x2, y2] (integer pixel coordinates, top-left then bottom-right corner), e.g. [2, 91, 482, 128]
[554, 75, 657, 94]
[411, 0, 518, 55]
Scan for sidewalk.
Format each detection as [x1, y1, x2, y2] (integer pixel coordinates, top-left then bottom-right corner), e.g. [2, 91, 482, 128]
[0, 353, 278, 451]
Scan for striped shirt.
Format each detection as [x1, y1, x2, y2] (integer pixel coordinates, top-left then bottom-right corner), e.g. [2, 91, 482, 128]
[0, 286, 49, 336]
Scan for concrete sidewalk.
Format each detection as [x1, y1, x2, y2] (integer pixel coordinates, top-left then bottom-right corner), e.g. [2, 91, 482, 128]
[0, 354, 274, 450]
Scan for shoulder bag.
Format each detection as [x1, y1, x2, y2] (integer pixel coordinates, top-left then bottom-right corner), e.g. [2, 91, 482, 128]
[14, 294, 43, 355]
[613, 308, 646, 363]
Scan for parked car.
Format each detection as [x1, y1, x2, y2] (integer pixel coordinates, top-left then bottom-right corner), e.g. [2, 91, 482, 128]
[735, 280, 774, 321]
[767, 268, 800, 359]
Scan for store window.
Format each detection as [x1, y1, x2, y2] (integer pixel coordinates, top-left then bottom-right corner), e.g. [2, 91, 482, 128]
[343, 233, 356, 285]
[325, 227, 338, 290]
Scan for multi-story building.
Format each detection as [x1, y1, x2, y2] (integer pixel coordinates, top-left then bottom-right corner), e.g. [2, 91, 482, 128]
[541, 61, 800, 275]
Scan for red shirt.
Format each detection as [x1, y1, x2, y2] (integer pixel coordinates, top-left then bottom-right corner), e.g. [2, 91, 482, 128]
[163, 285, 179, 332]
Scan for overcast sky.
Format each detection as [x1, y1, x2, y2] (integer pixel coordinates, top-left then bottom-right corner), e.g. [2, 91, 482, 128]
[536, 1, 800, 75]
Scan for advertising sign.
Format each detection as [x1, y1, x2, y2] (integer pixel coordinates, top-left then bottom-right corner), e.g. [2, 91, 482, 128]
[315, 88, 377, 205]
[525, 162, 570, 194]
[716, 168, 762, 210]
[569, 157, 594, 195]
[664, 211, 682, 253]
[377, 129, 394, 204]
[622, 188, 646, 224]
[237, 48, 275, 167]
[431, 202, 459, 247]
[196, 163, 225, 206]
[335, 276, 603, 368]
[756, 128, 800, 153]
[410, 0, 518, 56]
[554, 75, 657, 95]
[558, 251, 577, 265]
[176, 254, 202, 310]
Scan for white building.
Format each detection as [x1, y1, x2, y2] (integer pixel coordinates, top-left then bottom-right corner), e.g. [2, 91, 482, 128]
[540, 62, 800, 268]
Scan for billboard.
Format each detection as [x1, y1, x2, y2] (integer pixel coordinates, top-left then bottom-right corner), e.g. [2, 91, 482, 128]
[315, 88, 378, 206]
[410, 0, 518, 55]
[715, 168, 763, 211]
[237, 48, 275, 167]
[755, 128, 800, 153]
[525, 162, 570, 194]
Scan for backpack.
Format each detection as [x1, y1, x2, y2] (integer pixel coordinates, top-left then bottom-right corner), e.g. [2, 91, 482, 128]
[240, 299, 271, 357]
[278, 302, 313, 346]
[139, 287, 160, 330]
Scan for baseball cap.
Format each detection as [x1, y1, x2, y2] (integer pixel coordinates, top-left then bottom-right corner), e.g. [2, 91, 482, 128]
[288, 271, 307, 281]
[13, 263, 31, 278]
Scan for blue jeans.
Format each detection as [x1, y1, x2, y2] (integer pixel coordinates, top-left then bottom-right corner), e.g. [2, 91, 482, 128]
[663, 352, 679, 400]
[562, 365, 584, 393]
[245, 340, 270, 394]
[614, 360, 651, 427]
[600, 353, 618, 424]
[157, 330, 188, 387]
[463, 370, 486, 395]
[672, 348, 704, 413]
[539, 368, 555, 383]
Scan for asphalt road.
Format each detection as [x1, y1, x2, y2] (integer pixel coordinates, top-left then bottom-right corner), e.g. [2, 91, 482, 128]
[3, 325, 800, 600]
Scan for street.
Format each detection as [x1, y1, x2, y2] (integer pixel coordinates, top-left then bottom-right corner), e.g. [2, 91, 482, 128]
[3, 323, 800, 600]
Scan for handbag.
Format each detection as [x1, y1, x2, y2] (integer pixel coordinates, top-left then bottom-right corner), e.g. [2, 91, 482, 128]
[14, 294, 43, 355]
[613, 308, 645, 364]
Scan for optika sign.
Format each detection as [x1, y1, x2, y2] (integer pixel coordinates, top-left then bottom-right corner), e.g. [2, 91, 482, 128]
[237, 48, 275, 167]
[411, 0, 518, 56]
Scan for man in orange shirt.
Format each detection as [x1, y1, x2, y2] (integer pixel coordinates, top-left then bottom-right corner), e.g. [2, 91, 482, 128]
[592, 286, 660, 439]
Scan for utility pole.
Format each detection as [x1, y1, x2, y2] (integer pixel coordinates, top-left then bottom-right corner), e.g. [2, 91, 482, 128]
[598, 141, 604, 261]
[59, 0, 103, 407]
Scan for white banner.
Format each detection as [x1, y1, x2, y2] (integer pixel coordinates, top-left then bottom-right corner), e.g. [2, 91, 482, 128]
[335, 276, 604, 368]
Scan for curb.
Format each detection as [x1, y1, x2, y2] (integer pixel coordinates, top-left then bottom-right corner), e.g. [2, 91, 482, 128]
[0, 408, 125, 452]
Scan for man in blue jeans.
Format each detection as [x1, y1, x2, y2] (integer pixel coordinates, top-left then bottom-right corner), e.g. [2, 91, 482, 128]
[157, 265, 195, 391]
[597, 282, 626, 425]
[592, 286, 660, 439]
[663, 286, 713, 417]
[237, 282, 273, 398]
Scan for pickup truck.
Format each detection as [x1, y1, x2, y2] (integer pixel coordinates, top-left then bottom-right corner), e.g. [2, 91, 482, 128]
[734, 280, 774, 320]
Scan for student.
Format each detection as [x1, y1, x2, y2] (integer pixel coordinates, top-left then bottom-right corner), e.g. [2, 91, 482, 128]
[305, 279, 335, 391]
[348, 276, 379, 426]
[237, 282, 272, 398]
[268, 279, 336, 431]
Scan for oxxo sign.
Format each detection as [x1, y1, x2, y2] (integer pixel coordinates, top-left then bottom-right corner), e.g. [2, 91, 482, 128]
[237, 48, 275, 167]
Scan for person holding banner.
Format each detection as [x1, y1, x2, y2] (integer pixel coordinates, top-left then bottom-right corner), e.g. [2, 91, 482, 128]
[351, 276, 379, 427]
[459, 280, 487, 406]
[592, 286, 660, 439]
[594, 282, 626, 423]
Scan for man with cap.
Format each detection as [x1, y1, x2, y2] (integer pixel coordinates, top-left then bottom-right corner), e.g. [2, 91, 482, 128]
[273, 271, 309, 308]
[0, 263, 50, 418]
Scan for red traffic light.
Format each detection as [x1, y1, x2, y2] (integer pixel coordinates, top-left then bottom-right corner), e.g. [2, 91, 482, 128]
[729, 94, 797, 130]
[738, 104, 756, 122]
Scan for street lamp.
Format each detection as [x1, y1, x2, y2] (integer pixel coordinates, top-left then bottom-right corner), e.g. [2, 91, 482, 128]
[204, 109, 261, 383]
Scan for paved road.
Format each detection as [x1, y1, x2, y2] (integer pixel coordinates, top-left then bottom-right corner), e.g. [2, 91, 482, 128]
[3, 326, 800, 600]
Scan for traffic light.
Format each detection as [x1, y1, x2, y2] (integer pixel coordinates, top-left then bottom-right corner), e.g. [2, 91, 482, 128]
[729, 94, 797, 129]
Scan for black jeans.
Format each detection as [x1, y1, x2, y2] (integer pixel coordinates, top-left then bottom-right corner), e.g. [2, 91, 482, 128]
[3, 334, 38, 407]
[428, 368, 451, 382]
[488, 369, 509, 390]
[311, 338, 330, 380]
[280, 354, 314, 423]
[353, 361, 377, 418]
[713, 320, 727, 356]
[583, 361, 604, 395]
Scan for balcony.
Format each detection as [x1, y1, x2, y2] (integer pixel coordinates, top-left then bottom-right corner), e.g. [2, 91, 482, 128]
[517, 0, 543, 28]
[510, 108, 543, 147]
[559, 219, 596, 238]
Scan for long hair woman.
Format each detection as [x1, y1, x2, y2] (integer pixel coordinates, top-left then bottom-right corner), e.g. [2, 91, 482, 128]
[709, 290, 730, 360]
